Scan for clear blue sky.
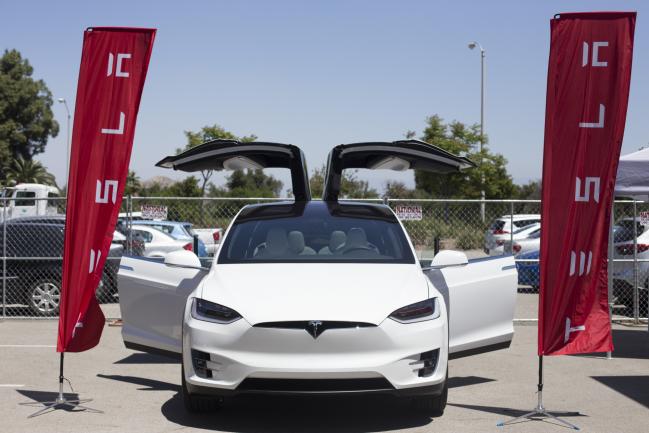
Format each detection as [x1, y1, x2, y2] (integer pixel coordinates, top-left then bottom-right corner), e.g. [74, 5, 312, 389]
[3, 0, 648, 192]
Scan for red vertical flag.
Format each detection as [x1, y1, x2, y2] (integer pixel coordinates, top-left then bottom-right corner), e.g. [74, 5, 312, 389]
[539, 12, 635, 355]
[57, 28, 156, 352]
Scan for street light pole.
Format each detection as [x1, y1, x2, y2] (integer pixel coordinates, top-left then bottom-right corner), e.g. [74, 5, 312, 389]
[57, 98, 71, 189]
[468, 41, 486, 222]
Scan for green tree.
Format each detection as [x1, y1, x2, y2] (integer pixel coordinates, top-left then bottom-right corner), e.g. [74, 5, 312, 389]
[413, 115, 515, 198]
[515, 180, 541, 200]
[179, 124, 257, 196]
[4, 156, 56, 186]
[124, 170, 141, 196]
[0, 49, 59, 178]
[207, 169, 283, 198]
[309, 165, 379, 199]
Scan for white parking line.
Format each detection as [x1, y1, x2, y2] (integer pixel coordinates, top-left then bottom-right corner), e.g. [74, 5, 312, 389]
[0, 345, 55, 348]
[0, 384, 25, 387]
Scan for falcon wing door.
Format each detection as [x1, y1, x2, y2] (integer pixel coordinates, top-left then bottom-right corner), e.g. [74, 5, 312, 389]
[157, 140, 311, 201]
[322, 139, 474, 201]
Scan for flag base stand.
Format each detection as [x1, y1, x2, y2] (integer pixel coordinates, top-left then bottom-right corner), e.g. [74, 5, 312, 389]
[497, 356, 580, 430]
[19, 353, 103, 418]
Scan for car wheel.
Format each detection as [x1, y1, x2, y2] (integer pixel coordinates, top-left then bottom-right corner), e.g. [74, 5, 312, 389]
[29, 279, 61, 316]
[412, 375, 448, 417]
[181, 364, 223, 413]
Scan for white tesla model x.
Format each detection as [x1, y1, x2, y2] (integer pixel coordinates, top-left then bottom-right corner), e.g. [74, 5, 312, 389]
[118, 140, 517, 416]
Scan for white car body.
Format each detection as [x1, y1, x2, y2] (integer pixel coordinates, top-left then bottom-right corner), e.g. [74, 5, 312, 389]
[117, 140, 518, 414]
[130, 224, 192, 258]
[612, 218, 649, 310]
[484, 214, 541, 255]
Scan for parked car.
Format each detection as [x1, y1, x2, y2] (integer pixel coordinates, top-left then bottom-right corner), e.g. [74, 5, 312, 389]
[506, 227, 541, 256]
[484, 214, 541, 255]
[0, 183, 61, 221]
[612, 217, 649, 314]
[118, 139, 517, 416]
[131, 220, 207, 257]
[193, 228, 224, 256]
[516, 249, 540, 290]
[488, 223, 540, 256]
[130, 225, 197, 258]
[0, 217, 121, 315]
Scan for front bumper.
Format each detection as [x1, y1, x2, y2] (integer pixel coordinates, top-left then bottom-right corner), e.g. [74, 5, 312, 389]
[182, 311, 448, 397]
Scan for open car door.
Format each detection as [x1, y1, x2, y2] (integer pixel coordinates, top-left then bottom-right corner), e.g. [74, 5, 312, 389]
[425, 253, 518, 359]
[322, 139, 474, 201]
[157, 139, 311, 201]
[119, 255, 208, 358]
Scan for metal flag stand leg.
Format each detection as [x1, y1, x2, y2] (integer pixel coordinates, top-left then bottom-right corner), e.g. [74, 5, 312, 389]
[19, 353, 103, 418]
[497, 356, 580, 430]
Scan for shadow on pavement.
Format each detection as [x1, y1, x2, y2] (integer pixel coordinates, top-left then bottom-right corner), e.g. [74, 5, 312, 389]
[114, 353, 179, 365]
[611, 329, 649, 359]
[97, 373, 498, 432]
[16, 390, 84, 413]
[97, 374, 180, 392]
[448, 376, 495, 388]
[447, 402, 584, 418]
[591, 375, 649, 409]
[161, 393, 433, 433]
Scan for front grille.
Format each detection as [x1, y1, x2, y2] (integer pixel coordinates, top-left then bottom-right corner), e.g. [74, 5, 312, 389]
[254, 321, 376, 338]
[237, 377, 394, 393]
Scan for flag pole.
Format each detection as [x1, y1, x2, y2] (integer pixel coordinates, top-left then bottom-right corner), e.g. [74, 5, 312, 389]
[19, 352, 102, 417]
[497, 355, 580, 429]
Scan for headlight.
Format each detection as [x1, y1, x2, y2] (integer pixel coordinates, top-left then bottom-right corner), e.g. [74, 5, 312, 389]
[389, 298, 440, 323]
[191, 298, 242, 324]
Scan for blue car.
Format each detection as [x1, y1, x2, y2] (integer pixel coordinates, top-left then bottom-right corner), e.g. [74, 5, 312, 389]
[133, 220, 208, 257]
[516, 249, 539, 290]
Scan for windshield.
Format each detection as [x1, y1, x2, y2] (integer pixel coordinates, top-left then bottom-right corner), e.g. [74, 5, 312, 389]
[218, 201, 415, 264]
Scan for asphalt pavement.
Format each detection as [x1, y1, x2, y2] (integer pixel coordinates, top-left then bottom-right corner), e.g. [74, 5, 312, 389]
[1, 319, 647, 433]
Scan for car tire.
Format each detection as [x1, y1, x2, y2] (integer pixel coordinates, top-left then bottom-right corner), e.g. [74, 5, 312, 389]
[29, 278, 61, 316]
[181, 364, 223, 413]
[412, 376, 448, 417]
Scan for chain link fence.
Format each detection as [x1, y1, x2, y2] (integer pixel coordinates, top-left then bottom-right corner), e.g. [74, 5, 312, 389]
[1, 194, 647, 323]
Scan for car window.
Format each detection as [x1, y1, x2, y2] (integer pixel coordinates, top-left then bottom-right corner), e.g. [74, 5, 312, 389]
[14, 191, 36, 207]
[512, 224, 537, 234]
[132, 229, 153, 243]
[219, 204, 415, 264]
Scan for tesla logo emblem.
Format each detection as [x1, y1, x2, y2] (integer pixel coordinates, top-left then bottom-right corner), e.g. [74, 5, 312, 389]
[306, 320, 323, 339]
[564, 317, 586, 343]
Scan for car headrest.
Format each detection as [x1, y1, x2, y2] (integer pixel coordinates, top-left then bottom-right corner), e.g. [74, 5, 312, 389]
[288, 231, 305, 254]
[329, 230, 346, 251]
[346, 227, 367, 248]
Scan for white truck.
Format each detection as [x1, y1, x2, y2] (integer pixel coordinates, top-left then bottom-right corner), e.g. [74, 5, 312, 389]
[0, 183, 61, 221]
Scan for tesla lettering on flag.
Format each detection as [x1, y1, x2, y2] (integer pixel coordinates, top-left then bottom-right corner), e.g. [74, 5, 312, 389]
[539, 12, 635, 356]
[57, 27, 156, 352]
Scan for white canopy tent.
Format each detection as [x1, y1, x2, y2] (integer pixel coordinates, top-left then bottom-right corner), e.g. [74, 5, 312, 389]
[615, 147, 649, 199]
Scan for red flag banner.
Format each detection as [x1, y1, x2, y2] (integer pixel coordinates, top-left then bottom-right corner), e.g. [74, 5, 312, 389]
[539, 12, 635, 355]
[57, 27, 156, 352]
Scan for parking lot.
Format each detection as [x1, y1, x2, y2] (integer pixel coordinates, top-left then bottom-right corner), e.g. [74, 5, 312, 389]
[2, 317, 647, 433]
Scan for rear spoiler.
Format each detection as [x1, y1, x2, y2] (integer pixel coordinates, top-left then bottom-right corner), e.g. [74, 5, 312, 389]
[322, 139, 475, 201]
[156, 140, 311, 201]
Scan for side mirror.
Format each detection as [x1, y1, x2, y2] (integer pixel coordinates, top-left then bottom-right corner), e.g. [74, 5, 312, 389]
[164, 249, 202, 269]
[429, 250, 468, 268]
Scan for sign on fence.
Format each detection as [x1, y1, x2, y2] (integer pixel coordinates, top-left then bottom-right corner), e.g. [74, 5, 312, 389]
[640, 211, 649, 226]
[141, 205, 168, 220]
[395, 205, 423, 221]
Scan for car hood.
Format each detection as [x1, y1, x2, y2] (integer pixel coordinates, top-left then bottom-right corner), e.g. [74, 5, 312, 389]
[199, 263, 429, 325]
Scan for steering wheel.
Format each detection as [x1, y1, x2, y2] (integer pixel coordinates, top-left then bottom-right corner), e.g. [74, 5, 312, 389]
[341, 246, 375, 255]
